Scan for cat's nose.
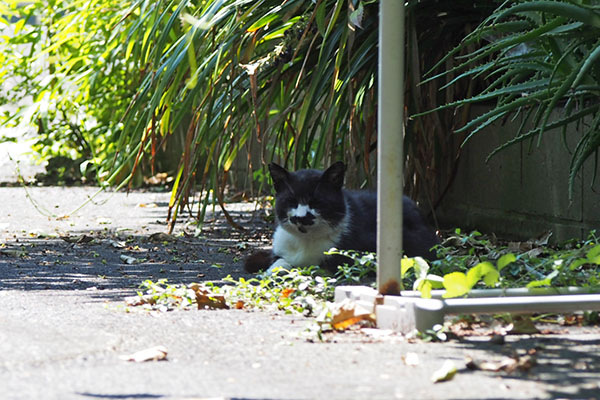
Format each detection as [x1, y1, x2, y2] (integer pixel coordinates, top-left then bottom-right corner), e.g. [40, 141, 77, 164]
[290, 213, 315, 226]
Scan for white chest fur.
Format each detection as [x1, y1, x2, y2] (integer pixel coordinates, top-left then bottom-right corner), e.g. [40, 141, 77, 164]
[269, 200, 352, 271]
[271, 225, 337, 268]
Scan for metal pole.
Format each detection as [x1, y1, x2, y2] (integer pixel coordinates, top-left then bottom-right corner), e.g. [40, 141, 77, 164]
[377, 0, 405, 295]
[443, 294, 600, 315]
[400, 286, 600, 299]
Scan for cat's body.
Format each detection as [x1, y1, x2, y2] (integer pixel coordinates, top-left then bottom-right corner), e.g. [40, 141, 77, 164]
[244, 162, 439, 273]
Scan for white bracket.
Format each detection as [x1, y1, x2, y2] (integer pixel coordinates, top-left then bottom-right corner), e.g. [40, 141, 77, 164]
[335, 286, 600, 333]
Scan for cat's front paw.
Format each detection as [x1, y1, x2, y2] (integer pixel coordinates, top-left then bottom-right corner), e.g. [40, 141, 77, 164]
[262, 258, 293, 277]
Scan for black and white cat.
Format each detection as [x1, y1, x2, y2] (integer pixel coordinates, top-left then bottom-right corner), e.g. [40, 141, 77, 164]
[244, 162, 439, 273]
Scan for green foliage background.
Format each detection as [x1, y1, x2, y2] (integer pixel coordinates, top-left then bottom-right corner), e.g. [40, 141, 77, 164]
[0, 1, 514, 226]
[422, 0, 600, 197]
[0, 0, 146, 181]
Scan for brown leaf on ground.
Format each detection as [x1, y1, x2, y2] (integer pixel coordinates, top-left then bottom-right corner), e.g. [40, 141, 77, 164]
[189, 283, 229, 310]
[507, 231, 552, 254]
[124, 294, 157, 307]
[144, 172, 172, 186]
[137, 202, 158, 208]
[330, 298, 375, 330]
[234, 300, 245, 309]
[119, 346, 168, 362]
[149, 232, 176, 242]
[534, 231, 553, 246]
[465, 354, 536, 373]
[505, 316, 540, 335]
[61, 234, 94, 244]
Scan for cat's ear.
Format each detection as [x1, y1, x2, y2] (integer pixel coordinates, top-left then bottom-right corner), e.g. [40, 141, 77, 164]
[268, 162, 290, 193]
[321, 161, 346, 189]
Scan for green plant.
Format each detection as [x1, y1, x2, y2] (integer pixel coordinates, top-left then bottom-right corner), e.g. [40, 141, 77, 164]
[0, 0, 146, 182]
[417, 323, 449, 342]
[222, 266, 336, 315]
[134, 278, 197, 311]
[130, 267, 337, 315]
[126, 230, 600, 340]
[420, 0, 600, 196]
[326, 248, 377, 284]
[2, 0, 496, 229]
[105, 0, 495, 229]
[326, 229, 600, 298]
[109, 0, 384, 228]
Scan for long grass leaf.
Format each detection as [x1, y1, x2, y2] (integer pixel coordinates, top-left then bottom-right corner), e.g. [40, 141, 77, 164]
[495, 1, 600, 29]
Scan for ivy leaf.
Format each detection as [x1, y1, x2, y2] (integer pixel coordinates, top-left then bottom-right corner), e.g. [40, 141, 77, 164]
[587, 245, 600, 264]
[570, 258, 588, 270]
[443, 272, 469, 298]
[497, 253, 516, 271]
[526, 270, 559, 288]
[467, 261, 499, 288]
[401, 257, 415, 276]
[427, 274, 445, 289]
[418, 280, 433, 299]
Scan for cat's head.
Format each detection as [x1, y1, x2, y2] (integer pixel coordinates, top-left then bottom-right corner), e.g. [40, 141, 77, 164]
[268, 162, 347, 235]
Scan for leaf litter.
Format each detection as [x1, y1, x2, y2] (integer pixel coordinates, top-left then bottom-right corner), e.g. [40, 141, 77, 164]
[431, 360, 458, 383]
[119, 346, 168, 362]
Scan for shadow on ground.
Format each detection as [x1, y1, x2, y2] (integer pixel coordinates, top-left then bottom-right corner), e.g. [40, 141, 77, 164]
[0, 204, 271, 301]
[445, 333, 600, 399]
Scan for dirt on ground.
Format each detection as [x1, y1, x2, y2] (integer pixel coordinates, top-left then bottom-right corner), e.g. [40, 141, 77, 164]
[1, 184, 600, 400]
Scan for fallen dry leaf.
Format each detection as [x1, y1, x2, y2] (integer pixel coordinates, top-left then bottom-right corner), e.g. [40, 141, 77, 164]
[505, 316, 540, 335]
[119, 254, 138, 265]
[361, 328, 395, 339]
[508, 231, 552, 253]
[525, 247, 544, 258]
[61, 234, 94, 244]
[149, 232, 176, 242]
[0, 249, 25, 258]
[466, 356, 509, 372]
[119, 346, 168, 362]
[330, 298, 375, 330]
[534, 231, 553, 246]
[137, 202, 158, 208]
[144, 172, 171, 186]
[190, 283, 229, 310]
[234, 300, 245, 309]
[108, 239, 126, 248]
[124, 294, 157, 307]
[431, 360, 458, 383]
[465, 355, 535, 373]
[515, 355, 536, 372]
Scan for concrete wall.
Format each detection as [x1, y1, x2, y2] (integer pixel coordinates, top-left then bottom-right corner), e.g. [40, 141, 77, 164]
[436, 108, 600, 243]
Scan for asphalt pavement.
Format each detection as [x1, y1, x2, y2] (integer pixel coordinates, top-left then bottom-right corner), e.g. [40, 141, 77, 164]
[0, 163, 600, 399]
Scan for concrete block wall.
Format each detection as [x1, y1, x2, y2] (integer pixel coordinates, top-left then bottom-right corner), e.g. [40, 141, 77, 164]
[436, 109, 600, 243]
